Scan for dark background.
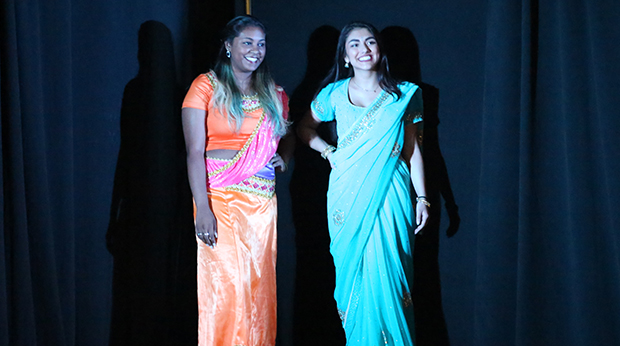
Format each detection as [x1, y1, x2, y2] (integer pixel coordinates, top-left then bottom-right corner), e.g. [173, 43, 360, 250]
[2, 0, 620, 345]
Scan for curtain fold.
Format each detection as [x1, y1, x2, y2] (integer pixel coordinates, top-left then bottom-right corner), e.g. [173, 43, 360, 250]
[478, 0, 620, 345]
[2, 0, 76, 344]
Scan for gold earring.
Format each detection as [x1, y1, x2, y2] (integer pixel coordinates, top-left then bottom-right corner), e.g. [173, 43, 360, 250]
[226, 50, 231, 58]
[344, 61, 349, 68]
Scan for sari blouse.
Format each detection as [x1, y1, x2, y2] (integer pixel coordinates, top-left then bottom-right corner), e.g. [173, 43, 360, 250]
[311, 78, 422, 131]
[182, 72, 289, 151]
[183, 71, 289, 190]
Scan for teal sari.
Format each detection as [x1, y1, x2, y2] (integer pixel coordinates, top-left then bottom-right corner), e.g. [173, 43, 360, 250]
[311, 78, 423, 345]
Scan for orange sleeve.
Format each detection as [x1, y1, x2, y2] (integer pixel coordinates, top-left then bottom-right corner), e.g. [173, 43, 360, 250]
[277, 87, 289, 120]
[182, 74, 214, 110]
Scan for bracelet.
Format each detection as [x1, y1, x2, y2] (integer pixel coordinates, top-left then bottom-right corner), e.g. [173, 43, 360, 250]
[416, 196, 431, 208]
[321, 145, 336, 159]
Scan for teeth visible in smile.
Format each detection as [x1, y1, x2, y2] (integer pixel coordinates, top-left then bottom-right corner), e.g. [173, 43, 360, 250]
[359, 56, 371, 61]
[245, 56, 259, 63]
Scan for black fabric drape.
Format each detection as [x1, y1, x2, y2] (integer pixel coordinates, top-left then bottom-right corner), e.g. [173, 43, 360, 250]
[2, 1, 77, 344]
[1, 1, 234, 345]
[477, 0, 620, 344]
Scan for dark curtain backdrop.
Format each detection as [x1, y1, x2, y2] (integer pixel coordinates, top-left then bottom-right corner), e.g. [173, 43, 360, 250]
[2, 1, 619, 346]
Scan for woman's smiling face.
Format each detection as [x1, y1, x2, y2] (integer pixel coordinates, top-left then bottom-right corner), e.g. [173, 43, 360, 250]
[344, 28, 380, 72]
[226, 26, 266, 74]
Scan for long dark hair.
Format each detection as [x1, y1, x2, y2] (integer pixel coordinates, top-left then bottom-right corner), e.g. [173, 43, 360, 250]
[318, 21, 402, 100]
[212, 15, 287, 136]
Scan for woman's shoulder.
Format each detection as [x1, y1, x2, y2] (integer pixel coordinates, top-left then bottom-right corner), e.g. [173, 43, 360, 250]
[318, 78, 348, 96]
[190, 70, 217, 89]
[398, 81, 420, 93]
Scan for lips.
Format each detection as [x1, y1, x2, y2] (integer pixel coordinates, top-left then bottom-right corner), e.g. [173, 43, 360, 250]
[358, 55, 372, 62]
[245, 56, 260, 63]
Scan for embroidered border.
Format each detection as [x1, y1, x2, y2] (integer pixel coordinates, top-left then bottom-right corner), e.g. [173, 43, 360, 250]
[337, 308, 345, 322]
[207, 111, 266, 177]
[312, 99, 324, 115]
[404, 111, 423, 125]
[390, 142, 402, 158]
[338, 92, 389, 150]
[241, 94, 261, 113]
[205, 71, 218, 87]
[225, 175, 275, 199]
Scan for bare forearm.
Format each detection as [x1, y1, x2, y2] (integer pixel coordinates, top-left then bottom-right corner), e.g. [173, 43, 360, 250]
[297, 111, 331, 154]
[277, 132, 295, 164]
[186, 151, 210, 208]
[409, 144, 427, 197]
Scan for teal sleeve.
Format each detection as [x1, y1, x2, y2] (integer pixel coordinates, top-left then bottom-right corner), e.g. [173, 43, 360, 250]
[311, 85, 336, 122]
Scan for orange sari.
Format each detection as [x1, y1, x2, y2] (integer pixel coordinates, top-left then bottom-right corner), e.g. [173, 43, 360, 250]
[184, 72, 288, 346]
[196, 188, 277, 345]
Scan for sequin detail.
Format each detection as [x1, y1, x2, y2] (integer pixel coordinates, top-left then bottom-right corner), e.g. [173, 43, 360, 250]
[338, 92, 389, 149]
[333, 209, 345, 226]
[337, 309, 345, 322]
[207, 112, 265, 177]
[225, 175, 276, 199]
[205, 71, 218, 87]
[404, 111, 423, 125]
[312, 99, 324, 115]
[241, 94, 261, 113]
[403, 292, 413, 308]
[390, 142, 401, 158]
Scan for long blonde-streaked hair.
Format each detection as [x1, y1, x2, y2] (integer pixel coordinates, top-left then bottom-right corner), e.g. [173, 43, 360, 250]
[212, 15, 288, 137]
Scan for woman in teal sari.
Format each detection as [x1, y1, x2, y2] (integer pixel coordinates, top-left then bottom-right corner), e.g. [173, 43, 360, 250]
[297, 22, 429, 345]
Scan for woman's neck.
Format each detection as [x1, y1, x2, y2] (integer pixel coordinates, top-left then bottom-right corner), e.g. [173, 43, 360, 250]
[233, 69, 254, 95]
[351, 70, 380, 91]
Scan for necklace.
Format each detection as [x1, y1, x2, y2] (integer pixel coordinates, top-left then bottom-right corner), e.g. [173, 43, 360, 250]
[352, 78, 379, 93]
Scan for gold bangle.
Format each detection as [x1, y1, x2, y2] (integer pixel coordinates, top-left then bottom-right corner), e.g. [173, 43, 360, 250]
[416, 196, 431, 208]
[321, 145, 336, 159]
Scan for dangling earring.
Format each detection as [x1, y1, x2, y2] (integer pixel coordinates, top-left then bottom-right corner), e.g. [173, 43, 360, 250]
[226, 50, 231, 58]
[344, 61, 349, 68]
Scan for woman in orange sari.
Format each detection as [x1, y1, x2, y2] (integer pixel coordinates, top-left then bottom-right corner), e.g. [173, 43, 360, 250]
[181, 15, 290, 346]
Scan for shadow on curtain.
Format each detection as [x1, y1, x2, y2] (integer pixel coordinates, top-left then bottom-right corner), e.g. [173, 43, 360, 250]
[288, 25, 345, 346]
[382, 25, 459, 346]
[106, 20, 196, 346]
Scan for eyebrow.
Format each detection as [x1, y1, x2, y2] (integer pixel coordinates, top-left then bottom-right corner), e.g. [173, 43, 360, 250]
[347, 37, 375, 44]
[240, 37, 266, 42]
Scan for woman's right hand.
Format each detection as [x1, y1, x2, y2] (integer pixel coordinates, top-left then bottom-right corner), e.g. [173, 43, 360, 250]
[195, 205, 218, 247]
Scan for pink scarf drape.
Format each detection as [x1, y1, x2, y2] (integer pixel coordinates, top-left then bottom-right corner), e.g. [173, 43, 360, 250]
[205, 113, 278, 188]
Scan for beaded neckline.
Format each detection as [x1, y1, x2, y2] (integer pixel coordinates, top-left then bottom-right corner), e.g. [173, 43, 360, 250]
[241, 94, 261, 112]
